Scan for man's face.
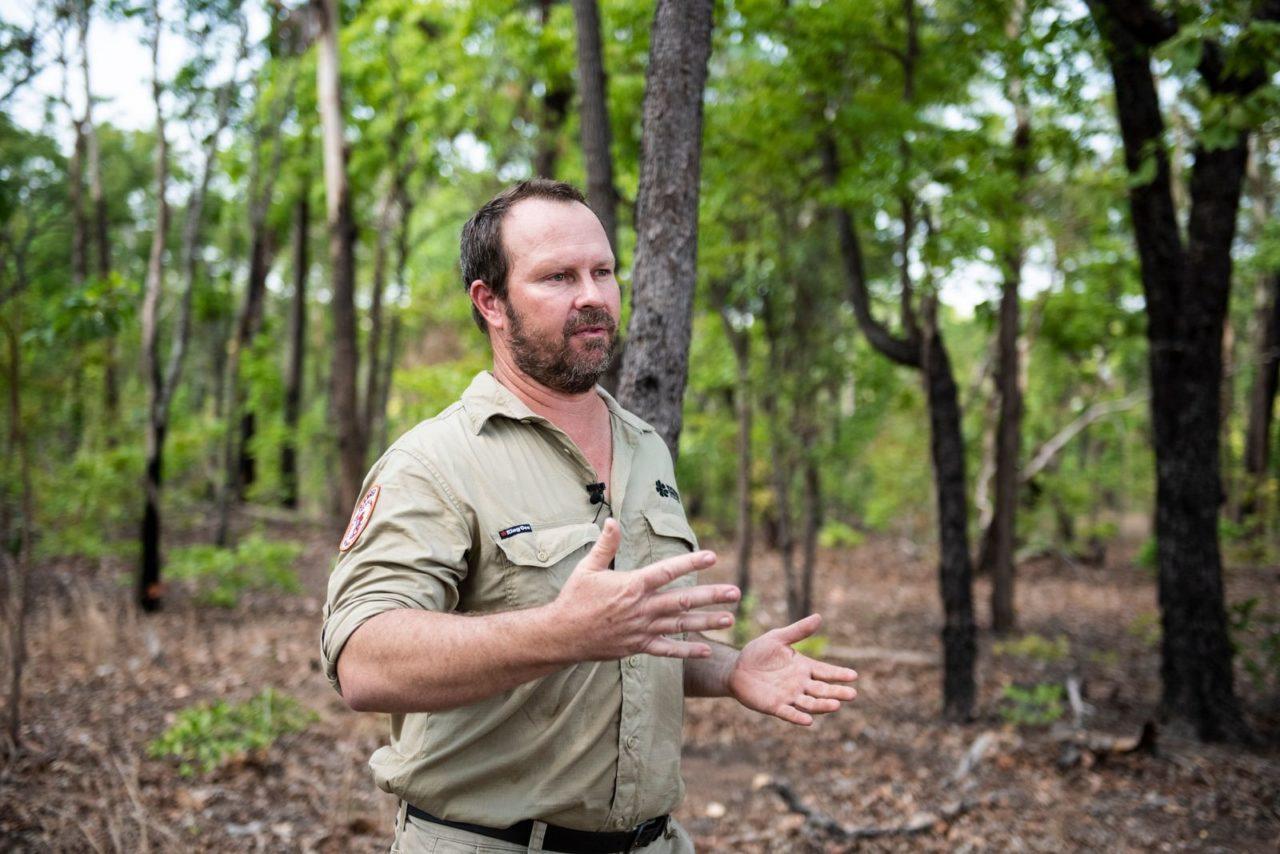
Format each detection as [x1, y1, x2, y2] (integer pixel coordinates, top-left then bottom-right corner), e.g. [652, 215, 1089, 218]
[496, 199, 620, 394]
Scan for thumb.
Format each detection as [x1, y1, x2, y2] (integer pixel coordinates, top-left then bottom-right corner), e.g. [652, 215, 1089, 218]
[770, 613, 822, 646]
[579, 518, 621, 571]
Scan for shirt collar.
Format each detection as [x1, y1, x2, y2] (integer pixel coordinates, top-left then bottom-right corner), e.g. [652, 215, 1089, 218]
[461, 370, 655, 436]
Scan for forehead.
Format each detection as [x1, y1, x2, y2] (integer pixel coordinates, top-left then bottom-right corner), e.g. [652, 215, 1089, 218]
[502, 198, 612, 273]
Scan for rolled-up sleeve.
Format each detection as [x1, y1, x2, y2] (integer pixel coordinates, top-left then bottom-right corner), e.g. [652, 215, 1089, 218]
[320, 448, 471, 695]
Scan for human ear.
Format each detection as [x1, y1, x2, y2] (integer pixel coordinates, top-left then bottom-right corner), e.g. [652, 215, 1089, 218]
[469, 280, 507, 330]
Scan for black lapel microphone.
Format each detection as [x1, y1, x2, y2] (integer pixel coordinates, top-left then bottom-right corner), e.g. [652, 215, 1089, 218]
[586, 482, 607, 505]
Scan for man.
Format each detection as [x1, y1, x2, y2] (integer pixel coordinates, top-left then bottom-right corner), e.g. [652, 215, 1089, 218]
[321, 179, 858, 853]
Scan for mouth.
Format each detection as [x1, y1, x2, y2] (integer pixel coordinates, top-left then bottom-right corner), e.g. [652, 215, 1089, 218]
[571, 326, 610, 337]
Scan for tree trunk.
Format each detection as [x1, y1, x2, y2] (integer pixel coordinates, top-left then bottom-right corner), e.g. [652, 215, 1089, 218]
[1087, 0, 1257, 742]
[1, 292, 34, 757]
[314, 0, 366, 510]
[798, 455, 820, 622]
[138, 0, 171, 612]
[823, 133, 976, 720]
[1241, 139, 1279, 523]
[79, 2, 117, 433]
[990, 2, 1030, 633]
[281, 193, 309, 509]
[720, 309, 753, 597]
[571, 0, 618, 254]
[616, 0, 714, 459]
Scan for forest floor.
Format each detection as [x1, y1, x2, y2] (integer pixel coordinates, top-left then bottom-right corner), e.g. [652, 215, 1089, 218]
[2, 511, 1278, 853]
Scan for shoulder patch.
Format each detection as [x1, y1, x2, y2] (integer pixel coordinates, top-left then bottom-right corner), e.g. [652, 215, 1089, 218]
[339, 485, 381, 552]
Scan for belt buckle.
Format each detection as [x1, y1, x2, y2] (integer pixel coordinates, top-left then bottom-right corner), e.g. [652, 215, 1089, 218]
[626, 815, 667, 851]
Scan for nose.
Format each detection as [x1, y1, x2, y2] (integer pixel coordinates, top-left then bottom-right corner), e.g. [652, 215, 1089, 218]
[575, 268, 609, 309]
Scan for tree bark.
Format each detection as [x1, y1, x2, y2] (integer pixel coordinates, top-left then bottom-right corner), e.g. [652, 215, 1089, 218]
[823, 135, 976, 720]
[990, 0, 1031, 634]
[1086, 0, 1258, 742]
[138, 0, 170, 612]
[314, 0, 366, 511]
[281, 193, 309, 509]
[570, 0, 619, 254]
[616, 0, 714, 459]
[1241, 139, 1279, 522]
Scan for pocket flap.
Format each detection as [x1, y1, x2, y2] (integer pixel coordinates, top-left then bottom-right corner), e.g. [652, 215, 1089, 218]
[492, 522, 600, 567]
[642, 506, 699, 550]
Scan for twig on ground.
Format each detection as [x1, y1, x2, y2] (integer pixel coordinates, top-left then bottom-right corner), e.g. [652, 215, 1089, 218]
[766, 779, 999, 841]
[823, 646, 938, 667]
[951, 730, 998, 783]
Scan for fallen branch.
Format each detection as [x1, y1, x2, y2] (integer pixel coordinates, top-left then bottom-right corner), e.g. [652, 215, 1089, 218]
[951, 730, 998, 783]
[1056, 720, 1158, 769]
[1021, 391, 1146, 483]
[766, 779, 998, 841]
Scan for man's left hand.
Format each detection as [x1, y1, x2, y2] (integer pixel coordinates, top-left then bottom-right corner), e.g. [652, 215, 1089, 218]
[726, 614, 858, 726]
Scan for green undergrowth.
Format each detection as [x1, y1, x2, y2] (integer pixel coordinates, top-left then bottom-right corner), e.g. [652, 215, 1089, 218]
[148, 688, 316, 776]
[166, 534, 303, 607]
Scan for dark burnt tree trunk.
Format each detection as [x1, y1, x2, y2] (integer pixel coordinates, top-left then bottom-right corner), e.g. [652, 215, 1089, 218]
[137, 1, 171, 612]
[532, 0, 572, 178]
[823, 134, 977, 720]
[990, 0, 1031, 634]
[1086, 0, 1274, 741]
[281, 192, 309, 509]
[571, 0, 618, 254]
[617, 0, 714, 459]
[314, 0, 366, 511]
[1241, 141, 1279, 523]
[820, 0, 975, 719]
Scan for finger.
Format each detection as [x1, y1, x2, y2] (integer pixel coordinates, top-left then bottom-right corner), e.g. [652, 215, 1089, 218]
[643, 637, 713, 659]
[774, 705, 813, 727]
[769, 613, 822, 645]
[636, 550, 720, 592]
[794, 695, 841, 714]
[805, 680, 858, 701]
[649, 611, 735, 635]
[810, 661, 858, 682]
[580, 518, 621, 572]
[647, 584, 741, 615]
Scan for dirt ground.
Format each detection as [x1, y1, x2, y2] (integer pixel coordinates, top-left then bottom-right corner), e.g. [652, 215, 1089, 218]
[2, 514, 1278, 852]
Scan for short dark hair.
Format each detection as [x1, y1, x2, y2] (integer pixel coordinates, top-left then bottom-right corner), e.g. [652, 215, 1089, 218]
[460, 179, 589, 332]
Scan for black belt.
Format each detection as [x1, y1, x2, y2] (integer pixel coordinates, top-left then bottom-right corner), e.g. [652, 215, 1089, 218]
[404, 803, 669, 853]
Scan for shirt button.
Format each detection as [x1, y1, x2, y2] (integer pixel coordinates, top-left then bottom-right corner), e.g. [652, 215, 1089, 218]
[537, 550, 549, 561]
[627, 656, 640, 668]
[626, 735, 638, 750]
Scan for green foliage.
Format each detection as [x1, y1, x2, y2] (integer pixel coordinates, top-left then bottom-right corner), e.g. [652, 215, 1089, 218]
[1228, 598, 1280, 693]
[148, 688, 316, 776]
[993, 633, 1070, 664]
[999, 683, 1065, 727]
[792, 634, 829, 660]
[166, 535, 303, 608]
[1135, 537, 1158, 571]
[818, 520, 864, 550]
[35, 444, 143, 561]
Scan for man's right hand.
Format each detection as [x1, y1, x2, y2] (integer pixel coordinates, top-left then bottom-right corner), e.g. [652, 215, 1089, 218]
[549, 518, 740, 662]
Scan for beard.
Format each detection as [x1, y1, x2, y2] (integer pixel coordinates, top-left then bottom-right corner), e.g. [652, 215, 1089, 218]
[505, 302, 618, 394]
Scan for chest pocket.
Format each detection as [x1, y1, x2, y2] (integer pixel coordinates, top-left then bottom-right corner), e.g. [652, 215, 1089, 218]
[641, 505, 699, 589]
[492, 522, 600, 608]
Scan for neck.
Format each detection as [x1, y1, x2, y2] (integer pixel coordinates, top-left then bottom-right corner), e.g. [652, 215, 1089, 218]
[491, 350, 602, 426]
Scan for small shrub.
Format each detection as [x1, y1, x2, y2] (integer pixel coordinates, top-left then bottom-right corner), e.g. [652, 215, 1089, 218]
[793, 634, 829, 659]
[999, 683, 1064, 727]
[167, 534, 303, 607]
[818, 521, 864, 550]
[993, 633, 1070, 663]
[1127, 612, 1161, 648]
[1229, 597, 1280, 693]
[148, 688, 316, 776]
[1134, 537, 1157, 571]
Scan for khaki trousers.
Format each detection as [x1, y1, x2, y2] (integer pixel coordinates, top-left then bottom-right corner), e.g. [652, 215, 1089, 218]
[389, 801, 696, 854]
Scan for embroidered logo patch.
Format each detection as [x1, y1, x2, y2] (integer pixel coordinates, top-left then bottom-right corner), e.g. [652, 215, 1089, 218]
[655, 480, 681, 502]
[339, 485, 381, 552]
[499, 523, 533, 540]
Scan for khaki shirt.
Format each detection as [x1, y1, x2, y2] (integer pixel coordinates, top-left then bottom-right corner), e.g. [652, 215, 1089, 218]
[321, 371, 699, 831]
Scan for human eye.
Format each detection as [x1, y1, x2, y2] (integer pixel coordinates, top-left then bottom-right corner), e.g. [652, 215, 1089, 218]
[593, 267, 614, 278]
[546, 270, 573, 283]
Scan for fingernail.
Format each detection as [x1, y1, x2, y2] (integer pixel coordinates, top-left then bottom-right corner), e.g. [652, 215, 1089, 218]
[699, 551, 715, 566]
[719, 616, 733, 627]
